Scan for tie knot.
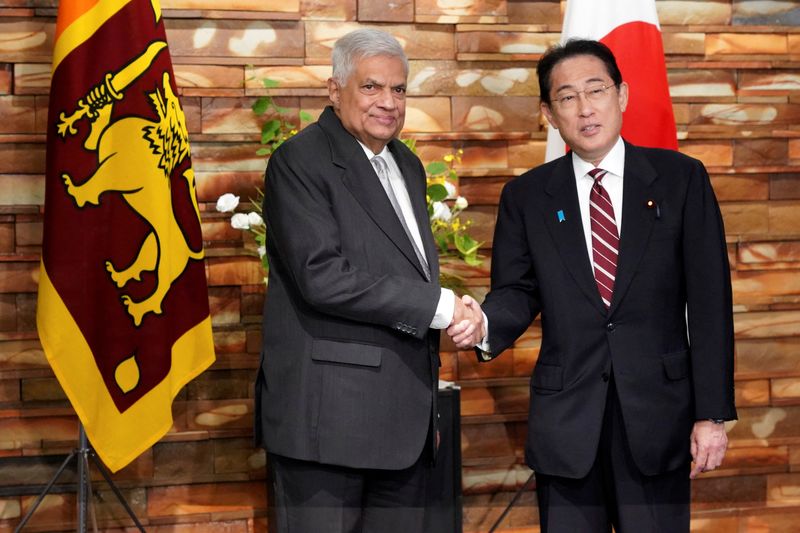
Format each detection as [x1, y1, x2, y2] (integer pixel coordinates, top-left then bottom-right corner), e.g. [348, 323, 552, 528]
[588, 167, 608, 183]
[372, 155, 388, 175]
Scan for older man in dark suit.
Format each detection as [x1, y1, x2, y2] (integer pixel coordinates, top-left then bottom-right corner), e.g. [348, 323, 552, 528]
[452, 39, 737, 532]
[255, 28, 474, 533]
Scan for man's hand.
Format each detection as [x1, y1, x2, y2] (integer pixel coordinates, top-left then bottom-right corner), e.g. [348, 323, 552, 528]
[451, 295, 470, 325]
[689, 420, 728, 479]
[447, 295, 485, 349]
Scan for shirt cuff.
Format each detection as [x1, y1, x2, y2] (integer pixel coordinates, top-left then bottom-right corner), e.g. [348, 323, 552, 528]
[430, 288, 455, 329]
[476, 311, 491, 351]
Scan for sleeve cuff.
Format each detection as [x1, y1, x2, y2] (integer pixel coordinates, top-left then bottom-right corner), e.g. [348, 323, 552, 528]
[476, 311, 491, 352]
[429, 288, 455, 329]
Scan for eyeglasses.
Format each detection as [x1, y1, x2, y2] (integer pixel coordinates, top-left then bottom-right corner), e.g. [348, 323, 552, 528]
[552, 83, 617, 109]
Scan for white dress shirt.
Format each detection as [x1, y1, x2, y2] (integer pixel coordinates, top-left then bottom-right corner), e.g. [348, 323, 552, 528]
[358, 142, 455, 330]
[477, 136, 626, 353]
[573, 136, 625, 258]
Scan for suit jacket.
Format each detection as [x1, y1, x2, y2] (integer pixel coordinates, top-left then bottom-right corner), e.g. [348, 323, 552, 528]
[255, 106, 442, 471]
[480, 141, 736, 479]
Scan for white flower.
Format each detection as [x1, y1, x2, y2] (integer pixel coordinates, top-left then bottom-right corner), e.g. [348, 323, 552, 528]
[454, 196, 468, 210]
[443, 180, 457, 199]
[230, 213, 250, 230]
[216, 193, 240, 213]
[247, 211, 264, 227]
[257, 245, 266, 258]
[431, 201, 452, 222]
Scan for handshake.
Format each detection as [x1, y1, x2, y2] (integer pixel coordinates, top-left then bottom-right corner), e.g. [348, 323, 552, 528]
[447, 295, 486, 349]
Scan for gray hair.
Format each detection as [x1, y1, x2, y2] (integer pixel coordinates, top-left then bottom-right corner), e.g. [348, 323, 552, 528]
[331, 28, 409, 86]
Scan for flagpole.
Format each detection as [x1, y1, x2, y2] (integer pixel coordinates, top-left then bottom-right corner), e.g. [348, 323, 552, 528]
[487, 471, 536, 533]
[77, 425, 89, 532]
[13, 422, 146, 533]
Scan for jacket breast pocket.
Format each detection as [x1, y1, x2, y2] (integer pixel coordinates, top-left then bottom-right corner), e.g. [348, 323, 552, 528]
[662, 350, 690, 381]
[532, 363, 563, 394]
[311, 338, 382, 367]
[649, 224, 681, 242]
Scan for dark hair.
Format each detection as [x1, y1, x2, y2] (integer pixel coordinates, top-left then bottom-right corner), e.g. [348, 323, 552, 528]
[537, 39, 623, 105]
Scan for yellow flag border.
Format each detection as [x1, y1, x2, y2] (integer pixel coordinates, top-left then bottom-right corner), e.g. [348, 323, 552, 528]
[36, 262, 215, 472]
[53, 0, 138, 72]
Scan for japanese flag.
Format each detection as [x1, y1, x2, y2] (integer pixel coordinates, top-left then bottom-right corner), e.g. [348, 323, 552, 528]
[545, 0, 678, 161]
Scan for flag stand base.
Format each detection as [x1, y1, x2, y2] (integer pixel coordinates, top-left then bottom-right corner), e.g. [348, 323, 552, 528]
[14, 422, 145, 533]
[488, 471, 536, 533]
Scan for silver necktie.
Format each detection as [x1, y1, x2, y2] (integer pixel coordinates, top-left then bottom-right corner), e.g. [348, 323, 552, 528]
[372, 155, 430, 281]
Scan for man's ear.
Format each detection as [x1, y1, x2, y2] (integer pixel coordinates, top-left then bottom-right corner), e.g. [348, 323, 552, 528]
[327, 78, 340, 108]
[540, 102, 558, 130]
[617, 81, 629, 113]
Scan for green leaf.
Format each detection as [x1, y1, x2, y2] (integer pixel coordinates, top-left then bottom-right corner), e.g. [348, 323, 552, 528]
[434, 233, 449, 252]
[256, 148, 272, 156]
[464, 254, 483, 267]
[262, 119, 281, 136]
[299, 111, 314, 122]
[454, 233, 480, 256]
[401, 138, 417, 154]
[426, 161, 448, 176]
[427, 183, 448, 202]
[252, 97, 269, 115]
[261, 78, 280, 89]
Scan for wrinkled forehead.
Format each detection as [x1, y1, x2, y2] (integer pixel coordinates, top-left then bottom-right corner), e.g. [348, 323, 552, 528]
[550, 55, 612, 92]
[350, 54, 408, 82]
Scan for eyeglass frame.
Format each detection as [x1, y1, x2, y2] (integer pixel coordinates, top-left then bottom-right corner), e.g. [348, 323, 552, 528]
[550, 82, 620, 109]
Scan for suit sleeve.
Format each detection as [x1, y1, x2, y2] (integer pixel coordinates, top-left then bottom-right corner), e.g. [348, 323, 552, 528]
[262, 142, 440, 339]
[682, 159, 737, 421]
[477, 181, 542, 359]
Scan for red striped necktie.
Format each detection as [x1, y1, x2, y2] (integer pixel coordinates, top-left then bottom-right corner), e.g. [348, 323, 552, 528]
[588, 168, 619, 309]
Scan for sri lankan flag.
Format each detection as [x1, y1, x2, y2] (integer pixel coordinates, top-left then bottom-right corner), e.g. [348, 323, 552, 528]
[37, 0, 215, 472]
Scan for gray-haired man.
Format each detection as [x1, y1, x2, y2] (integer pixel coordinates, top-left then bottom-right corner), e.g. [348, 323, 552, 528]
[255, 28, 477, 532]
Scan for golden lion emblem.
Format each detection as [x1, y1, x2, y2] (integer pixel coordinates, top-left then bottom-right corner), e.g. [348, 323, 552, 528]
[59, 42, 203, 326]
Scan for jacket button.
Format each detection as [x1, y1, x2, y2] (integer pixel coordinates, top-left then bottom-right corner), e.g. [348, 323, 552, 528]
[601, 372, 610, 382]
[606, 322, 615, 331]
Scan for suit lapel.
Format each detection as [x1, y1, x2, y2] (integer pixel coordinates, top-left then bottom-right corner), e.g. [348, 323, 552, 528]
[391, 139, 439, 281]
[319, 108, 430, 280]
[608, 142, 659, 316]
[543, 156, 607, 316]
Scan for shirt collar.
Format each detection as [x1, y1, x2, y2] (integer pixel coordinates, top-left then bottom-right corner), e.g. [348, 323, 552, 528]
[358, 141, 390, 161]
[571, 136, 625, 179]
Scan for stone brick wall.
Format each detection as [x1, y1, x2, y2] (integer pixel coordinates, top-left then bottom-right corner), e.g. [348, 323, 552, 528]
[2, 0, 800, 531]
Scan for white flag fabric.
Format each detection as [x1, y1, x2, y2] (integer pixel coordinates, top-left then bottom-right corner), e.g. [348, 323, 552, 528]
[544, 0, 678, 161]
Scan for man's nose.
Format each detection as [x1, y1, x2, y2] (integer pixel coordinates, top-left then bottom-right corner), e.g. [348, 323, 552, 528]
[376, 88, 397, 108]
[577, 93, 594, 116]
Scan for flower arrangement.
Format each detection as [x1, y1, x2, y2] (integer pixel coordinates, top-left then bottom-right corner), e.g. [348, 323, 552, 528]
[251, 77, 313, 157]
[401, 139, 481, 268]
[216, 78, 482, 288]
[216, 191, 268, 273]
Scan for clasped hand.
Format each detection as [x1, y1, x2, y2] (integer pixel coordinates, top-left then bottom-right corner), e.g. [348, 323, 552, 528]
[447, 295, 485, 349]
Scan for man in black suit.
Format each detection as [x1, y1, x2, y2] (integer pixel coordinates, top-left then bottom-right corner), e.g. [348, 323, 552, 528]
[255, 28, 474, 533]
[452, 39, 736, 531]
